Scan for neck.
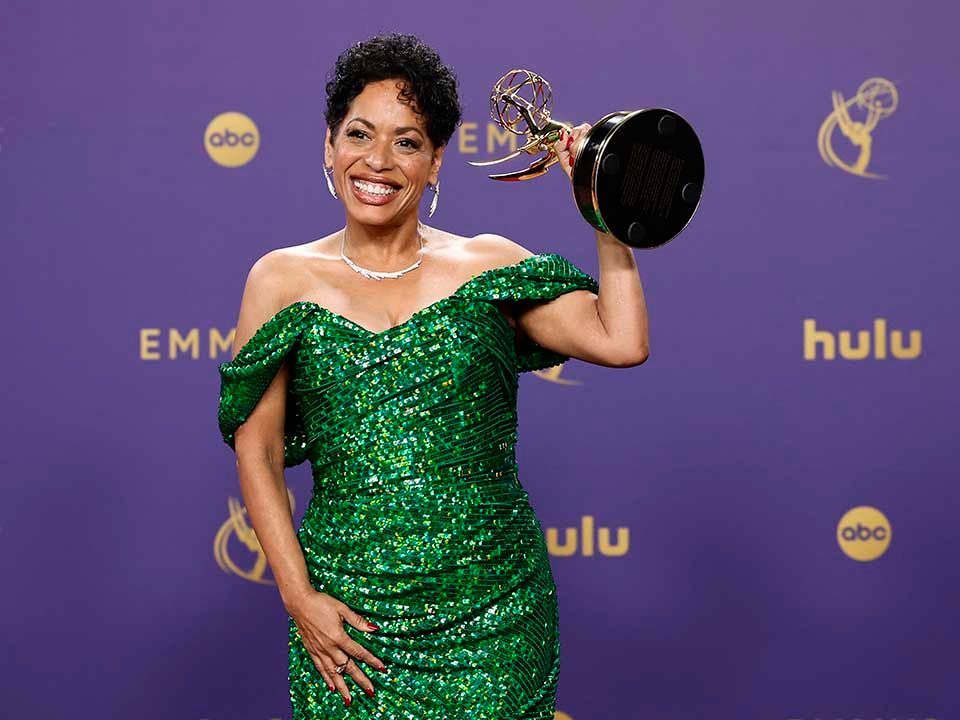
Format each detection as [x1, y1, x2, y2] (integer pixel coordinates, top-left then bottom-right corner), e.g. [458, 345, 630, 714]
[342, 216, 423, 267]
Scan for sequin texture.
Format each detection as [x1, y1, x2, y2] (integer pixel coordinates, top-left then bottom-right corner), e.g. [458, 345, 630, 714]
[217, 253, 600, 719]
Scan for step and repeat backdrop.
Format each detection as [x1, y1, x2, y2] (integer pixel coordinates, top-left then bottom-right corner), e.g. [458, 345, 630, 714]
[2, 1, 957, 719]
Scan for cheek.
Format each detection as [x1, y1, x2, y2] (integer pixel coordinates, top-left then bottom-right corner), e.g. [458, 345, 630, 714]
[405, 159, 434, 183]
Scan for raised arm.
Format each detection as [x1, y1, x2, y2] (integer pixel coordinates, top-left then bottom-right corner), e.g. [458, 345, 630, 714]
[474, 124, 650, 369]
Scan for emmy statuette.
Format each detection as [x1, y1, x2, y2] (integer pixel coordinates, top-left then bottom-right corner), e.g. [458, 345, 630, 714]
[469, 69, 705, 249]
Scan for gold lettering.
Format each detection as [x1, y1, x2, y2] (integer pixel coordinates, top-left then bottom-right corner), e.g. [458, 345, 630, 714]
[169, 328, 200, 359]
[804, 318, 921, 360]
[546, 527, 577, 556]
[458, 122, 478, 154]
[838, 330, 871, 360]
[874, 318, 887, 359]
[891, 329, 922, 359]
[598, 527, 630, 556]
[210, 328, 234, 359]
[804, 318, 834, 360]
[487, 123, 517, 154]
[140, 328, 162, 360]
[581, 515, 595, 556]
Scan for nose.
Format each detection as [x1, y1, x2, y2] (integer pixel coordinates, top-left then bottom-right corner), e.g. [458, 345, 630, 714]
[365, 136, 395, 171]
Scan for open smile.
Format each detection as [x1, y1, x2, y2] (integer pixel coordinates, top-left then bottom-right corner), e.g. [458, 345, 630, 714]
[350, 176, 401, 205]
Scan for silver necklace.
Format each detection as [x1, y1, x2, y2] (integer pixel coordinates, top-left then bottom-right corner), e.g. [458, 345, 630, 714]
[339, 225, 424, 281]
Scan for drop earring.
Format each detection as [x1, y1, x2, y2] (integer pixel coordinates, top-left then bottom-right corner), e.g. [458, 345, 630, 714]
[323, 164, 338, 198]
[428, 178, 440, 218]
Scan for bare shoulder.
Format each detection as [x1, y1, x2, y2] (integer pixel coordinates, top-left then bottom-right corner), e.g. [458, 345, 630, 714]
[460, 232, 535, 271]
[241, 247, 301, 307]
[443, 232, 538, 332]
[229, 239, 332, 356]
[244, 231, 340, 304]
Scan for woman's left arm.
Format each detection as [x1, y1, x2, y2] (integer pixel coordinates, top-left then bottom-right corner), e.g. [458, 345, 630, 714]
[513, 123, 650, 368]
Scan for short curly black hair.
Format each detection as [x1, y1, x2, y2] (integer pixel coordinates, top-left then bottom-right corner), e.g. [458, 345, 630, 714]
[324, 33, 463, 149]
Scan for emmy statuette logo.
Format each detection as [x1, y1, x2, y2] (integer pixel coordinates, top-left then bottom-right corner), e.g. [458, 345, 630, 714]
[817, 77, 898, 179]
[205, 111, 260, 167]
[213, 488, 296, 584]
[836, 506, 891, 562]
[532, 362, 583, 385]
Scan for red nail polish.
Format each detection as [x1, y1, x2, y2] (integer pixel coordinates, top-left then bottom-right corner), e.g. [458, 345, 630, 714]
[365, 687, 375, 697]
[367, 622, 380, 631]
[377, 664, 388, 672]
[568, 156, 574, 167]
[344, 697, 352, 708]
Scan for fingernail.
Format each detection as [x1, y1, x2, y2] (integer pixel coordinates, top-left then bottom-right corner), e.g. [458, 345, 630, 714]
[377, 664, 388, 673]
[367, 622, 380, 631]
[344, 696, 352, 708]
[365, 687, 375, 697]
[568, 156, 574, 167]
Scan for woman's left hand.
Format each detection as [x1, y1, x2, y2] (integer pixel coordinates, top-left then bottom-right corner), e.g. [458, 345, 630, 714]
[552, 123, 592, 182]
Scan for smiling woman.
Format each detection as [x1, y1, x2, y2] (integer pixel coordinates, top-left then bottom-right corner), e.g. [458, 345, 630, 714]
[325, 83, 449, 241]
[217, 29, 648, 720]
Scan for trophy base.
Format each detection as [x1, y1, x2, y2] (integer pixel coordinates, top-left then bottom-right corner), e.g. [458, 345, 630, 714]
[572, 108, 705, 249]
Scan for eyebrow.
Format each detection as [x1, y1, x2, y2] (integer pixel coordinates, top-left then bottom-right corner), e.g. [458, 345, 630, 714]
[347, 117, 425, 138]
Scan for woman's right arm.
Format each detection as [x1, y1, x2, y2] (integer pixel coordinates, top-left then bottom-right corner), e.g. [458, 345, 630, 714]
[228, 252, 387, 706]
[230, 252, 314, 610]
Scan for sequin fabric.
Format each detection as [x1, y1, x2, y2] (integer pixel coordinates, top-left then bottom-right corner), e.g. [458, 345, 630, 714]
[217, 253, 599, 719]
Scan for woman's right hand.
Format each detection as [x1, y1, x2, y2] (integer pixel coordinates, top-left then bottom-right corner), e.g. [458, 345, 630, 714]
[287, 590, 387, 707]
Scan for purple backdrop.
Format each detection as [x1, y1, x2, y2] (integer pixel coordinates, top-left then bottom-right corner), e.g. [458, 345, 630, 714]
[2, 1, 957, 718]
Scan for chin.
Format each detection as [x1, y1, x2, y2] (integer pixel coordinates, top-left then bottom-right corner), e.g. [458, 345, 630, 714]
[347, 206, 400, 224]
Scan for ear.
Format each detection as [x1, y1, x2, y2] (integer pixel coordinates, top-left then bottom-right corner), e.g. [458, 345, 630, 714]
[428, 144, 445, 186]
[324, 127, 333, 169]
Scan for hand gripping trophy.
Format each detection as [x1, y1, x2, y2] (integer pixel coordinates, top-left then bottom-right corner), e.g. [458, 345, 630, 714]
[469, 69, 705, 248]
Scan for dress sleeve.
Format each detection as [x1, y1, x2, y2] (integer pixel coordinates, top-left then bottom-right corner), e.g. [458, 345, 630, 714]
[217, 302, 316, 467]
[459, 253, 600, 373]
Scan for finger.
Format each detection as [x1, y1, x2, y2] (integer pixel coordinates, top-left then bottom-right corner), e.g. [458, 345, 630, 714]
[340, 635, 388, 673]
[569, 129, 587, 162]
[324, 657, 353, 707]
[550, 128, 575, 179]
[315, 664, 337, 693]
[305, 649, 336, 691]
[338, 603, 381, 633]
[344, 660, 376, 699]
[557, 144, 573, 177]
[551, 127, 569, 151]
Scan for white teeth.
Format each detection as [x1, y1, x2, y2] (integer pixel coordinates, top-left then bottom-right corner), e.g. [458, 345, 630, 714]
[353, 179, 398, 196]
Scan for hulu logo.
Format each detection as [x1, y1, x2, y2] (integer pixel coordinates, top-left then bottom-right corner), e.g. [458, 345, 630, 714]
[546, 516, 629, 557]
[804, 318, 921, 360]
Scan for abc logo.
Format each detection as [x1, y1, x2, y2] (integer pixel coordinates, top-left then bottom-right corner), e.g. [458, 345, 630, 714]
[204, 111, 259, 167]
[836, 506, 891, 561]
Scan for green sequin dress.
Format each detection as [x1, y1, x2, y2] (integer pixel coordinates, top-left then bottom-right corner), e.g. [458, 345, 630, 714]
[217, 253, 599, 719]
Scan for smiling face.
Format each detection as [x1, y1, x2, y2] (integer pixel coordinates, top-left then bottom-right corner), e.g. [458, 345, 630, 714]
[324, 78, 444, 228]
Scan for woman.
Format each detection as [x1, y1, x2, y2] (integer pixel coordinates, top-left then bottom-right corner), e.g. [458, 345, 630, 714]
[217, 33, 648, 719]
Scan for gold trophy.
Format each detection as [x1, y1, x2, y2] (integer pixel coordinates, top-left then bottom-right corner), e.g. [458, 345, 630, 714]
[469, 69, 705, 248]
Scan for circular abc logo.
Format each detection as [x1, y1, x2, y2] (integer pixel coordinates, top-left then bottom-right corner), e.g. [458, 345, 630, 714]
[836, 506, 891, 561]
[204, 112, 259, 167]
